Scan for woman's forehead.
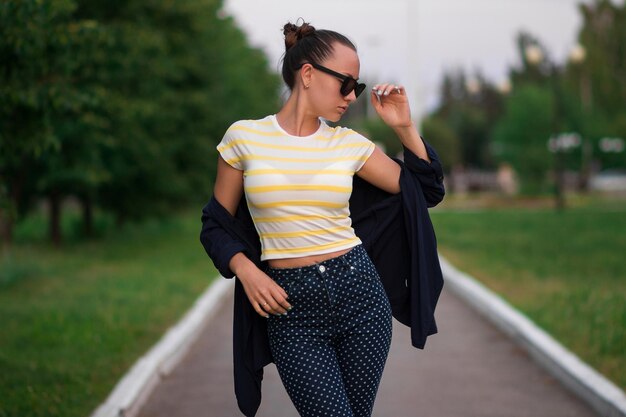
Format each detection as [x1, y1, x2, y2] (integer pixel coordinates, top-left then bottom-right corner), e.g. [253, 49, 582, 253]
[324, 43, 361, 77]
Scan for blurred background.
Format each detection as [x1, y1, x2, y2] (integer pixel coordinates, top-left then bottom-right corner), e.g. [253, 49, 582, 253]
[0, 0, 624, 416]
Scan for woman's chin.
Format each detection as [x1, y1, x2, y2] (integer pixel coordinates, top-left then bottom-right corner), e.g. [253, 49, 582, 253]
[326, 113, 343, 123]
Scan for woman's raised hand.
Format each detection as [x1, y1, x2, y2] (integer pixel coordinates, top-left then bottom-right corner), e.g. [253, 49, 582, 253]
[370, 83, 413, 130]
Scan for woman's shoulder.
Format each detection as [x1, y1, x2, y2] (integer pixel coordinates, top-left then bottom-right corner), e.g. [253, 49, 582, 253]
[221, 116, 276, 142]
[226, 115, 274, 132]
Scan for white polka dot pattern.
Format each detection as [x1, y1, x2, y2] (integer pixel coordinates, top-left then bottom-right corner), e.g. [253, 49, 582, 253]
[264, 245, 393, 417]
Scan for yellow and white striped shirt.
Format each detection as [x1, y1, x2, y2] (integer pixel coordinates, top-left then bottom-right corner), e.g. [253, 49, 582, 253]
[216, 114, 376, 261]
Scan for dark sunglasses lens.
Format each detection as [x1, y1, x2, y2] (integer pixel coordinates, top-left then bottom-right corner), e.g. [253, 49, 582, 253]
[340, 79, 357, 96]
[340, 79, 366, 98]
[354, 83, 366, 98]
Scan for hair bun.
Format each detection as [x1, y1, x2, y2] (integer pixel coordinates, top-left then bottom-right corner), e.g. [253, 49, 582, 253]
[283, 21, 316, 51]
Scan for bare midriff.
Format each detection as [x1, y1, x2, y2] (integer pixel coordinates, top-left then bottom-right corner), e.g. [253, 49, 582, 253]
[267, 247, 353, 269]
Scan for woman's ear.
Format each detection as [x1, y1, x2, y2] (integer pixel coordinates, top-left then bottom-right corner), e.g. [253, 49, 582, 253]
[299, 63, 313, 89]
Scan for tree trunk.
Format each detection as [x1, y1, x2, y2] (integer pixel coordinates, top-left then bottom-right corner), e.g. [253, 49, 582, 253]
[115, 212, 125, 228]
[1, 176, 22, 250]
[49, 192, 62, 247]
[578, 139, 593, 193]
[81, 195, 94, 238]
[0, 209, 13, 252]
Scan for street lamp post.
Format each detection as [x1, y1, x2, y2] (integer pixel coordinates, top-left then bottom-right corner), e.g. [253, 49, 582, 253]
[548, 61, 567, 211]
[568, 44, 593, 192]
[548, 133, 582, 209]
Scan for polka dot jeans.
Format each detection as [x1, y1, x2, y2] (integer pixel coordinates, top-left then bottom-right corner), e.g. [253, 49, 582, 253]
[264, 244, 393, 417]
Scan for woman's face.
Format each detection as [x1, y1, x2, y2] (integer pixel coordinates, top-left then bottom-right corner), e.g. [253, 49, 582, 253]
[306, 43, 361, 122]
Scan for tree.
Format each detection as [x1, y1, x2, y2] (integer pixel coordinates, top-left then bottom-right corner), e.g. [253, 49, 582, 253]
[0, 0, 109, 245]
[431, 69, 505, 170]
[0, 0, 281, 245]
[420, 116, 461, 174]
[570, 0, 626, 172]
[80, 0, 282, 225]
[355, 117, 401, 157]
[491, 85, 554, 194]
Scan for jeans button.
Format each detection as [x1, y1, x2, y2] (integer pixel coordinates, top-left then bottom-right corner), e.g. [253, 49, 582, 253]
[319, 265, 326, 273]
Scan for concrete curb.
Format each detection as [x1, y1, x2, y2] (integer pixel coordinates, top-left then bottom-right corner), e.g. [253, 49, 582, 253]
[90, 276, 234, 417]
[439, 255, 626, 417]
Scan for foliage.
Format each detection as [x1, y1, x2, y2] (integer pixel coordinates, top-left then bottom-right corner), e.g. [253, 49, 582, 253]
[492, 74, 592, 193]
[355, 117, 401, 156]
[576, 0, 626, 122]
[0, 0, 281, 242]
[0, 0, 109, 224]
[426, 0, 626, 194]
[491, 85, 554, 194]
[420, 116, 461, 173]
[430, 69, 506, 170]
[507, 1, 626, 174]
[570, 0, 626, 170]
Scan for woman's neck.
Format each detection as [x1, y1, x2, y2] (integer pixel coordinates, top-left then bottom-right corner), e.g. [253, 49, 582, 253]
[275, 93, 320, 137]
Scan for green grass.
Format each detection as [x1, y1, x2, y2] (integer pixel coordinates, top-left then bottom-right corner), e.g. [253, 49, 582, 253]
[430, 193, 626, 390]
[0, 207, 218, 417]
[2, 193, 624, 416]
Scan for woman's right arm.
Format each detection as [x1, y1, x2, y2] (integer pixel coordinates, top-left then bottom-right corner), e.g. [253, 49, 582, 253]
[213, 156, 292, 317]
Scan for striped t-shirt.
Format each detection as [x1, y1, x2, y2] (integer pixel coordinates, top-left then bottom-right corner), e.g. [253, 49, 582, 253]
[216, 114, 376, 261]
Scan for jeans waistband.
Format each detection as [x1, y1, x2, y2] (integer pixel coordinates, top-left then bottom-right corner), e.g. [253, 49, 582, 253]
[264, 244, 366, 276]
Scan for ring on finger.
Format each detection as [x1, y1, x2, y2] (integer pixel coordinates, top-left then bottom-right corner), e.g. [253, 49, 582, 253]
[259, 302, 270, 318]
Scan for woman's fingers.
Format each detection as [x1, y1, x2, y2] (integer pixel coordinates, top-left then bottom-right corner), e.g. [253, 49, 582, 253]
[238, 265, 293, 318]
[253, 301, 271, 318]
[371, 84, 387, 107]
[370, 88, 382, 108]
[272, 287, 292, 312]
[255, 283, 292, 317]
[372, 83, 403, 97]
[371, 83, 404, 110]
[260, 294, 288, 315]
[372, 83, 389, 95]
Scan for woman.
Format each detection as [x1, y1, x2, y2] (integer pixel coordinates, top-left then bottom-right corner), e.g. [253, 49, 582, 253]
[209, 21, 440, 417]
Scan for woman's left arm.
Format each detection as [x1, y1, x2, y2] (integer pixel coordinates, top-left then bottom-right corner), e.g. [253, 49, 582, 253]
[356, 83, 431, 194]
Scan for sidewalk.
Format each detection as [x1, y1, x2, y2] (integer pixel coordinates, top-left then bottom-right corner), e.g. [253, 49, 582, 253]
[136, 285, 598, 417]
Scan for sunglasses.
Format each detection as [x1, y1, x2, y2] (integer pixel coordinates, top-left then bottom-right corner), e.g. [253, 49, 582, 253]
[297, 62, 366, 98]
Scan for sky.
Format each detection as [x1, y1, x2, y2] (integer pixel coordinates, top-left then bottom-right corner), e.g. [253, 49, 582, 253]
[223, 0, 623, 118]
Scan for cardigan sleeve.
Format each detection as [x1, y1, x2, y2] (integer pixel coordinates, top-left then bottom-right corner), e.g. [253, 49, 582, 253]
[200, 197, 271, 417]
[402, 136, 445, 208]
[199, 198, 247, 278]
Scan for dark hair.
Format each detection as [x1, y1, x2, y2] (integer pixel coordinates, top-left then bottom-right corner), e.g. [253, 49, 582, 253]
[281, 20, 357, 90]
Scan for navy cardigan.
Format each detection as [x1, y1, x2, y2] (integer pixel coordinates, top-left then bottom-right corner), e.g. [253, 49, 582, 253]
[200, 139, 445, 417]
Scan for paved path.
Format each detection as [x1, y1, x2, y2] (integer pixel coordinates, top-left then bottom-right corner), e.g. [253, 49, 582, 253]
[136, 285, 598, 417]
